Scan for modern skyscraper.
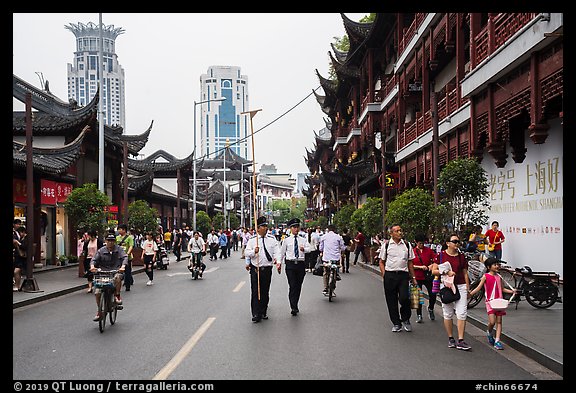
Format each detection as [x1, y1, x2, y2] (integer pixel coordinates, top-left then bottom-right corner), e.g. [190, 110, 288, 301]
[199, 66, 250, 160]
[65, 21, 126, 129]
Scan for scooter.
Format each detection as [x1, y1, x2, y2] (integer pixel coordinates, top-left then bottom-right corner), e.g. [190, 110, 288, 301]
[155, 245, 169, 270]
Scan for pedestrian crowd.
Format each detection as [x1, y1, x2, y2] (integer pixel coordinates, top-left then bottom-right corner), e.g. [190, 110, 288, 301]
[13, 216, 510, 352]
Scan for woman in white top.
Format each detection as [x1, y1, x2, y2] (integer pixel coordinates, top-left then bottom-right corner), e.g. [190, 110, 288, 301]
[142, 232, 158, 286]
[188, 231, 207, 277]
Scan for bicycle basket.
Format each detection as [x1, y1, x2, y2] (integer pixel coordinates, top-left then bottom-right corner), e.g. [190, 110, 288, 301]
[93, 271, 116, 288]
[467, 260, 485, 283]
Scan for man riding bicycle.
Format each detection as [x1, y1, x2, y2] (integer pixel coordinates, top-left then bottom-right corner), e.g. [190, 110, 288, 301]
[319, 224, 345, 296]
[187, 231, 207, 277]
[90, 231, 128, 321]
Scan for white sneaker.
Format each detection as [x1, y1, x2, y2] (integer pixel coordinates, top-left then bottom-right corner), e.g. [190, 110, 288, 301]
[146, 280, 153, 286]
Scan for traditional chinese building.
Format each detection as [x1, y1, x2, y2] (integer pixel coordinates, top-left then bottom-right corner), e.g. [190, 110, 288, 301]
[307, 13, 563, 276]
[13, 73, 150, 266]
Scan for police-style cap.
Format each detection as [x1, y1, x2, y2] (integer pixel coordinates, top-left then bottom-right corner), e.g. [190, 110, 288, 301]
[287, 218, 301, 227]
[257, 216, 268, 227]
[105, 232, 116, 241]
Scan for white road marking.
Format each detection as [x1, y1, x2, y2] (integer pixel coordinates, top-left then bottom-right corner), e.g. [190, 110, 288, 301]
[166, 272, 191, 277]
[233, 281, 246, 292]
[152, 317, 216, 380]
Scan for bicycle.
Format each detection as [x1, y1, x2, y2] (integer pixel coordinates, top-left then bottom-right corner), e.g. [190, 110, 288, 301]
[323, 261, 340, 302]
[505, 265, 562, 309]
[92, 269, 123, 333]
[188, 253, 204, 280]
[464, 250, 488, 308]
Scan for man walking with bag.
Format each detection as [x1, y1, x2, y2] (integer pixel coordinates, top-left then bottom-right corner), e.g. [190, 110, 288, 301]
[378, 224, 417, 332]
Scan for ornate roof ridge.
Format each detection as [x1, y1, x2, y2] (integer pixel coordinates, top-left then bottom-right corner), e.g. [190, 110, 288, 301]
[13, 74, 99, 119]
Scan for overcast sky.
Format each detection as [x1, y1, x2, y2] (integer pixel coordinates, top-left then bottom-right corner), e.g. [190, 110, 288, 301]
[13, 13, 368, 178]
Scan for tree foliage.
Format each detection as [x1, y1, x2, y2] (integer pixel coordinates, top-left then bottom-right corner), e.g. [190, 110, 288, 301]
[211, 212, 225, 230]
[385, 188, 435, 242]
[64, 183, 110, 235]
[195, 211, 212, 236]
[360, 197, 383, 237]
[438, 157, 490, 236]
[332, 204, 356, 233]
[127, 200, 159, 236]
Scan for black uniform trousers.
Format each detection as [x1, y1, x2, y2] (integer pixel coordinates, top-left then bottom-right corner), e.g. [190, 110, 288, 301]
[285, 260, 306, 311]
[383, 270, 412, 326]
[249, 265, 273, 318]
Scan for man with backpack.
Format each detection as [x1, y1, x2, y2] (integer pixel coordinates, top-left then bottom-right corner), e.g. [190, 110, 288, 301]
[378, 224, 417, 333]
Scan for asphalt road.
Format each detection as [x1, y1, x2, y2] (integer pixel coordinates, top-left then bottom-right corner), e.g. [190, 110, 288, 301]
[13, 250, 546, 381]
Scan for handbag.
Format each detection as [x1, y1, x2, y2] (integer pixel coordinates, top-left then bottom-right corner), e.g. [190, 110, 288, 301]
[410, 283, 420, 309]
[487, 275, 511, 311]
[312, 255, 324, 276]
[488, 233, 499, 252]
[439, 280, 461, 304]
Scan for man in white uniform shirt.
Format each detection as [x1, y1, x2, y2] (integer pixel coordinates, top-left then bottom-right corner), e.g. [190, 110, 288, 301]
[279, 218, 310, 316]
[244, 216, 280, 323]
[378, 224, 417, 333]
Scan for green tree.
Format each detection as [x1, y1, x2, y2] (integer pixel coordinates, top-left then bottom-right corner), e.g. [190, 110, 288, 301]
[211, 212, 225, 230]
[64, 183, 110, 235]
[385, 188, 435, 242]
[128, 200, 159, 236]
[438, 157, 490, 237]
[361, 197, 383, 237]
[269, 199, 292, 224]
[332, 204, 356, 233]
[229, 214, 240, 229]
[195, 211, 212, 236]
[350, 208, 364, 233]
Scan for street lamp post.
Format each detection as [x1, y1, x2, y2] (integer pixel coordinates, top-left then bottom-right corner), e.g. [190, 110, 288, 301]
[240, 161, 253, 228]
[193, 97, 226, 231]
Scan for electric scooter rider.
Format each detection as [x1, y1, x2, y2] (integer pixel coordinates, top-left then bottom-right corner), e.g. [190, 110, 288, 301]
[187, 231, 207, 277]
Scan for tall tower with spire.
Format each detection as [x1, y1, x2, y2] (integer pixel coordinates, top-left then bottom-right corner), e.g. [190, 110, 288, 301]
[200, 65, 250, 160]
[65, 21, 126, 129]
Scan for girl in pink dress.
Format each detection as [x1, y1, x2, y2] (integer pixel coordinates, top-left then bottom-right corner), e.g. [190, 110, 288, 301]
[469, 257, 515, 350]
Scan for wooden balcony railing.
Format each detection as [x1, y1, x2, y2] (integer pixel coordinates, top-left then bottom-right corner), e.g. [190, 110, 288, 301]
[473, 13, 538, 69]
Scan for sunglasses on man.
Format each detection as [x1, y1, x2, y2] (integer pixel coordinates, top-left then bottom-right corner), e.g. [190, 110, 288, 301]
[448, 239, 461, 244]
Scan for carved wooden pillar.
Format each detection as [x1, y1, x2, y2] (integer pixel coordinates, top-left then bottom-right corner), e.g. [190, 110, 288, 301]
[470, 13, 481, 69]
[456, 13, 465, 105]
[528, 52, 550, 144]
[487, 84, 507, 167]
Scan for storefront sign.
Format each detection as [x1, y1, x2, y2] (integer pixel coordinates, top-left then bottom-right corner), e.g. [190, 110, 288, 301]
[41, 180, 58, 205]
[13, 178, 29, 204]
[56, 182, 73, 203]
[40, 180, 73, 205]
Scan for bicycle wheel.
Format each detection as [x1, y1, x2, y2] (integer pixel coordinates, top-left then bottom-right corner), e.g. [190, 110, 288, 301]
[328, 269, 336, 302]
[109, 292, 117, 325]
[498, 268, 516, 297]
[467, 281, 484, 308]
[526, 280, 559, 308]
[98, 292, 107, 333]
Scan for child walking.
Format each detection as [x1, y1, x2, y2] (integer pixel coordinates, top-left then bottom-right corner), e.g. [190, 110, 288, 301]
[469, 257, 515, 350]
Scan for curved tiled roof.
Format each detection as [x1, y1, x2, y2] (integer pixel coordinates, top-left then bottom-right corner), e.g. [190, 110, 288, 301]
[13, 126, 90, 175]
[13, 74, 150, 156]
[329, 51, 360, 81]
[127, 149, 195, 172]
[13, 74, 98, 119]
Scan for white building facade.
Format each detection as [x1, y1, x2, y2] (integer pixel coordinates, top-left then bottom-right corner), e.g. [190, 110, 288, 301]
[200, 66, 250, 160]
[65, 22, 126, 129]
